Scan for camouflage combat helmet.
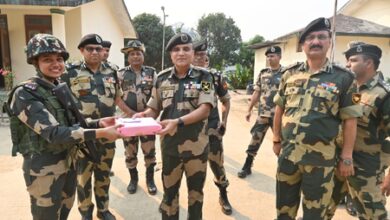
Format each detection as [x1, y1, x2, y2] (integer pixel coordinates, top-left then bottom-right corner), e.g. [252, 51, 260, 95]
[26, 33, 69, 64]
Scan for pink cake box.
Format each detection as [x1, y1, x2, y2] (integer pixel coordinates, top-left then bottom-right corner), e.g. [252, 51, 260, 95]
[116, 117, 162, 137]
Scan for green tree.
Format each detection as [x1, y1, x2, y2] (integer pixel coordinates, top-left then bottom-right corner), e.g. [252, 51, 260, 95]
[227, 64, 252, 89]
[238, 35, 265, 72]
[197, 13, 242, 69]
[132, 13, 175, 71]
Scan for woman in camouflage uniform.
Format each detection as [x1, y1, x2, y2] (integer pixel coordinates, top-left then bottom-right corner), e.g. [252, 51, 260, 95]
[6, 34, 123, 220]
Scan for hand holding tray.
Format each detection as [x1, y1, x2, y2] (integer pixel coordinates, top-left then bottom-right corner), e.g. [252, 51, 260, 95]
[116, 117, 162, 137]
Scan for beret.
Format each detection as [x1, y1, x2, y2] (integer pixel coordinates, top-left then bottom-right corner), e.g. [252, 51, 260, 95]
[166, 33, 192, 51]
[101, 40, 112, 48]
[265, 46, 281, 55]
[78, 34, 103, 49]
[194, 39, 207, 52]
[344, 42, 382, 61]
[121, 39, 145, 54]
[299, 17, 331, 44]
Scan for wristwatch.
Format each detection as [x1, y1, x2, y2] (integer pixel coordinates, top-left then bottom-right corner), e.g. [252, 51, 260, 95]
[341, 158, 353, 166]
[177, 117, 185, 128]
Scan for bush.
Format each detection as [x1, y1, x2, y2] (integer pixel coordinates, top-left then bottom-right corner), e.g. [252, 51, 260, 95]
[227, 64, 253, 89]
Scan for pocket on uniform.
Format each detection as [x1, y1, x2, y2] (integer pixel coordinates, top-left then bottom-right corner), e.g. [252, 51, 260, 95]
[70, 77, 92, 98]
[284, 86, 301, 108]
[312, 88, 336, 113]
[162, 89, 174, 108]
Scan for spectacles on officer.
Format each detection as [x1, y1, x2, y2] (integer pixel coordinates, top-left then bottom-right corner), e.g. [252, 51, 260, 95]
[304, 34, 329, 42]
[85, 46, 103, 53]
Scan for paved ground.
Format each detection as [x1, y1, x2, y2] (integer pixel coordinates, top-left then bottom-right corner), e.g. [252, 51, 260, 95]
[0, 90, 378, 219]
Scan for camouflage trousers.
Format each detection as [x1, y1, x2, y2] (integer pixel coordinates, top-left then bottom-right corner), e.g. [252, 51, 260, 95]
[326, 168, 387, 220]
[22, 152, 77, 220]
[276, 158, 334, 220]
[160, 153, 208, 220]
[208, 127, 229, 187]
[76, 144, 115, 217]
[122, 135, 156, 169]
[246, 116, 273, 157]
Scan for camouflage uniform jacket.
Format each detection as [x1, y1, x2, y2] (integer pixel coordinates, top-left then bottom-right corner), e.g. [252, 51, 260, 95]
[354, 73, 390, 173]
[208, 68, 230, 129]
[62, 61, 123, 119]
[118, 65, 156, 112]
[147, 66, 215, 158]
[274, 60, 362, 166]
[10, 76, 97, 174]
[255, 66, 283, 118]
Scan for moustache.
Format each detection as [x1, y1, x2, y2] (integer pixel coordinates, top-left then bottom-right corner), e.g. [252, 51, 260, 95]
[310, 45, 323, 50]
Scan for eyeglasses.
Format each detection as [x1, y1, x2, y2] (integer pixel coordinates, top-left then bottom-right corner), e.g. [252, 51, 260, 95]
[304, 34, 329, 42]
[85, 46, 103, 53]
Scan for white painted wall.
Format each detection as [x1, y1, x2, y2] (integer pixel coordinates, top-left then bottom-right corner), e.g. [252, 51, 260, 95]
[79, 0, 127, 67]
[343, 0, 390, 27]
[64, 7, 82, 62]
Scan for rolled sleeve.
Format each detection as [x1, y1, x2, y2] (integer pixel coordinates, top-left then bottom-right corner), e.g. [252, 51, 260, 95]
[147, 87, 161, 112]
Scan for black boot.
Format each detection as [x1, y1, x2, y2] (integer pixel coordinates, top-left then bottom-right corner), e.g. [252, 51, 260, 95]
[237, 155, 253, 178]
[146, 165, 157, 195]
[346, 195, 357, 216]
[97, 210, 116, 220]
[218, 186, 233, 215]
[127, 168, 138, 194]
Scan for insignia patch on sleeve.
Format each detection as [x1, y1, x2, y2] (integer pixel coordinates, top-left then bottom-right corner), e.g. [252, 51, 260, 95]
[201, 81, 211, 93]
[352, 93, 361, 104]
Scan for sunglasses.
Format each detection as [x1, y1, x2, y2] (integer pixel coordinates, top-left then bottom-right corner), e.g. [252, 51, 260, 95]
[85, 46, 103, 53]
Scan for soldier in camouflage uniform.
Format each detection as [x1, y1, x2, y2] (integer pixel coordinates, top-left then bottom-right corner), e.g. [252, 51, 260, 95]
[61, 34, 133, 220]
[118, 39, 157, 195]
[192, 39, 233, 215]
[5, 33, 123, 220]
[326, 42, 390, 220]
[237, 45, 283, 178]
[101, 40, 119, 71]
[272, 18, 362, 220]
[133, 33, 215, 220]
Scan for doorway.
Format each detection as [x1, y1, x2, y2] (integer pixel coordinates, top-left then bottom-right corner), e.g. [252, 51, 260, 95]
[0, 14, 11, 89]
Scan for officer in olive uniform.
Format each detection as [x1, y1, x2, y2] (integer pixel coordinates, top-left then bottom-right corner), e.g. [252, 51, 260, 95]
[5, 34, 122, 220]
[272, 18, 362, 219]
[326, 42, 390, 220]
[237, 45, 283, 178]
[62, 34, 132, 220]
[101, 40, 119, 71]
[192, 39, 233, 215]
[134, 33, 215, 220]
[118, 39, 157, 195]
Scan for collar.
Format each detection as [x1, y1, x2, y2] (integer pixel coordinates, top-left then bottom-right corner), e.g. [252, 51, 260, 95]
[81, 61, 103, 73]
[299, 59, 332, 74]
[359, 72, 380, 91]
[168, 65, 195, 79]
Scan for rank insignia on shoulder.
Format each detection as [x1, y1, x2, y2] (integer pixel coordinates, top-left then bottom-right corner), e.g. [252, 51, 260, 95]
[352, 93, 361, 104]
[23, 82, 38, 90]
[201, 81, 211, 93]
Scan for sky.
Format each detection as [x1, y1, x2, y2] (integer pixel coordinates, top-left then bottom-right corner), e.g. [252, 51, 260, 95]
[124, 0, 350, 41]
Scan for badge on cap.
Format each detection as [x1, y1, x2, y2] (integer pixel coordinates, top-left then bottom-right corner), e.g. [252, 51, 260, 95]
[357, 45, 363, 53]
[201, 81, 211, 93]
[270, 47, 275, 53]
[201, 44, 206, 50]
[181, 34, 188, 43]
[96, 35, 102, 44]
[324, 19, 330, 28]
[352, 93, 361, 104]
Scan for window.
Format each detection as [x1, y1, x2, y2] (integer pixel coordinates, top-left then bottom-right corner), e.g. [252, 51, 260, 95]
[25, 15, 52, 43]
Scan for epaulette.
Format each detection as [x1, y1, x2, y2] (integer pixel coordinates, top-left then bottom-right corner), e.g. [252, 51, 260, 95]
[332, 63, 354, 77]
[283, 62, 302, 73]
[66, 60, 82, 70]
[144, 66, 156, 72]
[260, 67, 271, 73]
[157, 67, 173, 77]
[378, 79, 390, 93]
[117, 66, 128, 73]
[104, 61, 119, 71]
[22, 80, 38, 91]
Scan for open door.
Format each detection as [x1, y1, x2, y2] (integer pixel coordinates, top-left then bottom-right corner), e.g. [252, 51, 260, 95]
[0, 15, 11, 89]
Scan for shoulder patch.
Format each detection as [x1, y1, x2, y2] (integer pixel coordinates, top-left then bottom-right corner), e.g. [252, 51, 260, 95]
[23, 81, 38, 91]
[260, 67, 271, 73]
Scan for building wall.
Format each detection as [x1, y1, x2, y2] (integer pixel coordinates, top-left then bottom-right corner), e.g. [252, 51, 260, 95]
[79, 0, 126, 67]
[1, 8, 50, 83]
[64, 7, 82, 61]
[344, 0, 390, 27]
[253, 35, 390, 82]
